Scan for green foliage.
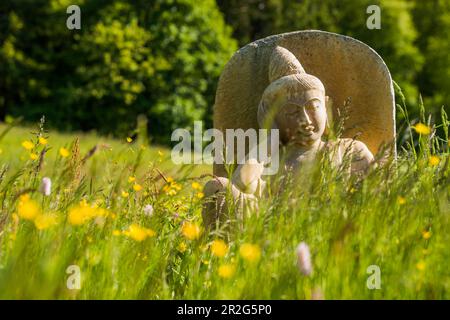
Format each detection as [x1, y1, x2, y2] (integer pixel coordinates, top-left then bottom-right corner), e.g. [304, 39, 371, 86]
[0, 0, 237, 140]
[412, 0, 450, 113]
[1, 0, 448, 141]
[217, 0, 448, 123]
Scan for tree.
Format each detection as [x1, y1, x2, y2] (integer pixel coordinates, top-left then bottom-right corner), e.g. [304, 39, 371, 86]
[0, 0, 237, 141]
[217, 0, 424, 117]
[412, 0, 450, 113]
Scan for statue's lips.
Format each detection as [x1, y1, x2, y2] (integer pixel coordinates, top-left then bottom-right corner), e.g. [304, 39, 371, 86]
[296, 129, 315, 137]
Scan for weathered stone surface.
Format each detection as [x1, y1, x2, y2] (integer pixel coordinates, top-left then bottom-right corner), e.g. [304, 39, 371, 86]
[213, 30, 396, 177]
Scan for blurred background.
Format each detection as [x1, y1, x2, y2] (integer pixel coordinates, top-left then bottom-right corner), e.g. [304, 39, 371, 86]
[0, 0, 448, 144]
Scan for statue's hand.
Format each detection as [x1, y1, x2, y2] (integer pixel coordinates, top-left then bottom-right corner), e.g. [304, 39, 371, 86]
[231, 158, 265, 196]
[349, 140, 374, 174]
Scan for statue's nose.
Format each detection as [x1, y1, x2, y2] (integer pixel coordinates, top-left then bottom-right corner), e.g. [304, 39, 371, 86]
[299, 107, 312, 126]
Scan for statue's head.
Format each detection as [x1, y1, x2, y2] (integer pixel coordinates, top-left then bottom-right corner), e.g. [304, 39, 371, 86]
[258, 46, 328, 147]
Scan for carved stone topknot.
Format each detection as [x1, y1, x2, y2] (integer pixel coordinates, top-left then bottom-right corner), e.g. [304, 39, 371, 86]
[268, 46, 305, 82]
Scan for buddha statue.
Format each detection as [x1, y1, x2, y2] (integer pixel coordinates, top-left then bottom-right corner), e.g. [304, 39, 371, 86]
[259, 46, 374, 175]
[202, 45, 377, 228]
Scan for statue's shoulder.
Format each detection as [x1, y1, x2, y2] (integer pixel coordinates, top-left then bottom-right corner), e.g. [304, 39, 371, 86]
[335, 138, 374, 163]
[331, 138, 368, 151]
[324, 138, 374, 162]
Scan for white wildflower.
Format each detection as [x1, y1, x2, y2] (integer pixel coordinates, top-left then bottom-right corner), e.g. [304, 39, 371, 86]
[143, 204, 154, 216]
[40, 177, 52, 196]
[296, 241, 312, 276]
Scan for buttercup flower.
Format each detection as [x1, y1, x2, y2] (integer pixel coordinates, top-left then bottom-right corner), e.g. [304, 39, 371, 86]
[196, 192, 204, 199]
[416, 261, 426, 271]
[181, 221, 202, 240]
[22, 140, 34, 150]
[68, 200, 109, 226]
[412, 123, 431, 135]
[211, 239, 228, 258]
[191, 182, 202, 190]
[422, 230, 432, 240]
[34, 213, 57, 230]
[239, 243, 261, 263]
[177, 242, 187, 253]
[133, 184, 142, 192]
[218, 264, 236, 279]
[163, 177, 182, 196]
[17, 194, 40, 220]
[429, 155, 440, 166]
[38, 137, 48, 145]
[59, 147, 70, 158]
[122, 223, 156, 242]
[30, 153, 39, 160]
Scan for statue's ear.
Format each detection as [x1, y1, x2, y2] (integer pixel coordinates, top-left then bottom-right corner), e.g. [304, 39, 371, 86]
[324, 95, 333, 136]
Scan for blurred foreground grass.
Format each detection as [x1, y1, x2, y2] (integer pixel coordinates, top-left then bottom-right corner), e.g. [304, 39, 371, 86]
[0, 118, 448, 299]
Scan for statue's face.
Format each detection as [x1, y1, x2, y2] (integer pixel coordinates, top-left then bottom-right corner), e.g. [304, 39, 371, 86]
[275, 95, 327, 146]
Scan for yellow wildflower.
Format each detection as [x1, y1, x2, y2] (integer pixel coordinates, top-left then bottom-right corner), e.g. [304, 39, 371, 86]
[428, 155, 440, 166]
[211, 239, 228, 258]
[181, 221, 202, 240]
[412, 123, 431, 135]
[422, 230, 432, 240]
[218, 264, 236, 279]
[122, 223, 156, 242]
[416, 261, 426, 271]
[67, 200, 107, 226]
[162, 178, 182, 196]
[30, 153, 39, 160]
[18, 195, 40, 220]
[397, 196, 406, 205]
[121, 191, 129, 198]
[239, 243, 261, 263]
[68, 205, 92, 226]
[22, 140, 34, 150]
[126, 137, 133, 143]
[112, 230, 121, 236]
[196, 192, 204, 199]
[38, 137, 48, 145]
[59, 147, 70, 158]
[133, 184, 143, 192]
[178, 242, 187, 253]
[34, 213, 57, 230]
[167, 188, 177, 196]
[158, 150, 164, 157]
[191, 182, 202, 190]
[128, 176, 136, 183]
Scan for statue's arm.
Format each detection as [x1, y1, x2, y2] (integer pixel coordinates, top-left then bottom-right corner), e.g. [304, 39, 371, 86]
[231, 158, 265, 195]
[350, 140, 374, 173]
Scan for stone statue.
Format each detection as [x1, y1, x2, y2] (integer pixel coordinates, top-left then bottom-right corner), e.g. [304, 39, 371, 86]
[202, 31, 396, 228]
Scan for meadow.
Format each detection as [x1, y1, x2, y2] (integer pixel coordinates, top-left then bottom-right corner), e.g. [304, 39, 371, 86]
[0, 108, 448, 299]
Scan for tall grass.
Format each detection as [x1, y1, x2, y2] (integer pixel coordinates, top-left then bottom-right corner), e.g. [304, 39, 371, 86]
[0, 101, 448, 299]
